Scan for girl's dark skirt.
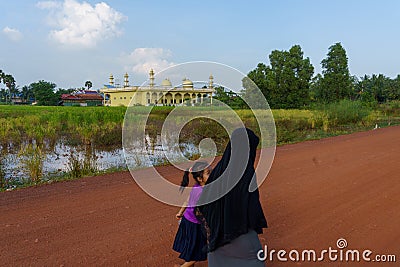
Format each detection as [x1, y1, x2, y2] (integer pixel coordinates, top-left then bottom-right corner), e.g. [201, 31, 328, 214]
[173, 216, 207, 262]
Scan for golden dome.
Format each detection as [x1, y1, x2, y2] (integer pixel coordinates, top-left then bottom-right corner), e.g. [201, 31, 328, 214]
[161, 78, 172, 87]
[182, 78, 193, 88]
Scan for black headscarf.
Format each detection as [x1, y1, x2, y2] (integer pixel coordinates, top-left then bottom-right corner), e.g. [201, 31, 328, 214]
[197, 127, 268, 252]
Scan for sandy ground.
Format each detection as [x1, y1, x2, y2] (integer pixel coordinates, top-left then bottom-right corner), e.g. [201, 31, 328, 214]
[1, 126, 399, 266]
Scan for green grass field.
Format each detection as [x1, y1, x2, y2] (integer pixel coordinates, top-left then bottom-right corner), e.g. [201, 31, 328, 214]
[0, 102, 399, 151]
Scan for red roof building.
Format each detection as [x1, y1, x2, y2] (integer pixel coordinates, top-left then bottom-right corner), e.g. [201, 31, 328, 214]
[61, 91, 103, 106]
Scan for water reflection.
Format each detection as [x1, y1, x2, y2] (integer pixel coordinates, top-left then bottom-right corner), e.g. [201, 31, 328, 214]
[0, 134, 200, 182]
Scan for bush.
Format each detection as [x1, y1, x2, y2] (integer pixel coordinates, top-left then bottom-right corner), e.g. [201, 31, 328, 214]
[379, 100, 400, 116]
[321, 100, 371, 126]
[18, 143, 44, 183]
[67, 151, 98, 178]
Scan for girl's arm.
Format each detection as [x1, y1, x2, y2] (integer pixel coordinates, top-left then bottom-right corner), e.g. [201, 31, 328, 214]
[176, 200, 188, 219]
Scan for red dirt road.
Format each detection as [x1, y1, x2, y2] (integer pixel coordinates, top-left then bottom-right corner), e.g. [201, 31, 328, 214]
[1, 126, 399, 266]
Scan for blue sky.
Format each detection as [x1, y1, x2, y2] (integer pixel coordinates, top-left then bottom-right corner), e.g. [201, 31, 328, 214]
[1, 0, 400, 89]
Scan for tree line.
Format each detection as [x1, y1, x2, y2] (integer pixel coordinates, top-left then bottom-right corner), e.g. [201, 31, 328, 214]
[216, 42, 400, 109]
[0, 75, 94, 105]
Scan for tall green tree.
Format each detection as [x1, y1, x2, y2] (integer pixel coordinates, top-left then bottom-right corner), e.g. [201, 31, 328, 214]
[0, 72, 16, 103]
[318, 42, 352, 102]
[310, 74, 323, 103]
[30, 80, 58, 106]
[246, 45, 314, 108]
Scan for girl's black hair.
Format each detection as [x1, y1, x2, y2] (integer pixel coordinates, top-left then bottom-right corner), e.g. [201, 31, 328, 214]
[179, 161, 209, 193]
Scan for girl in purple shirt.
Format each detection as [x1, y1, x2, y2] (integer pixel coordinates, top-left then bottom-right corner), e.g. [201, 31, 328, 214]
[173, 161, 211, 267]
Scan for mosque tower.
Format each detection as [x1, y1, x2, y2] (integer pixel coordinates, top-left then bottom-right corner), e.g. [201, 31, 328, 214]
[109, 74, 114, 86]
[209, 74, 214, 89]
[149, 69, 155, 87]
[124, 73, 129, 87]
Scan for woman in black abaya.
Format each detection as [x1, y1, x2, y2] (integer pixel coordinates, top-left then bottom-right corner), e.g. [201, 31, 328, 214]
[197, 128, 267, 267]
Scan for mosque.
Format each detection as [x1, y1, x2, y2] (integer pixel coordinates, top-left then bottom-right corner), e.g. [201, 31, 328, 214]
[100, 69, 215, 107]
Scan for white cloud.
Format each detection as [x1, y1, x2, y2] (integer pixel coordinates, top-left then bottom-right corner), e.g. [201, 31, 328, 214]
[2, 27, 23, 42]
[37, 0, 126, 48]
[125, 48, 175, 75]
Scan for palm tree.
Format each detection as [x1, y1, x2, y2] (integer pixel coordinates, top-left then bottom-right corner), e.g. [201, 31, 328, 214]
[10, 85, 20, 102]
[3, 74, 16, 104]
[21, 85, 34, 103]
[85, 80, 93, 90]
